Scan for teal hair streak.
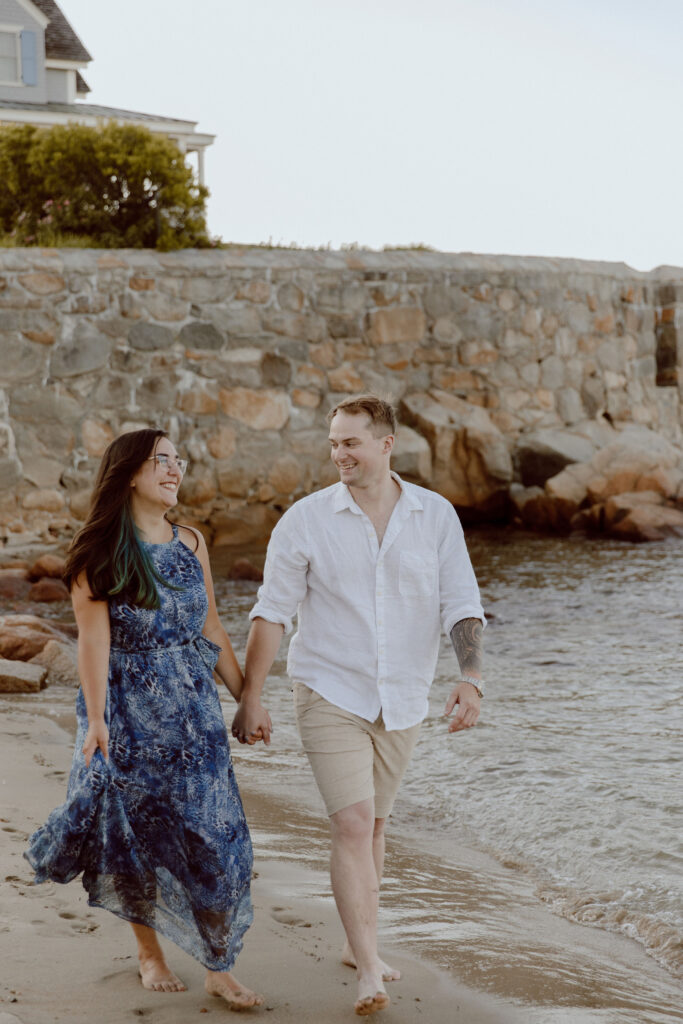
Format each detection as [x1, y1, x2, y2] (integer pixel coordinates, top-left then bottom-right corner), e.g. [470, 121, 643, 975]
[101, 503, 183, 609]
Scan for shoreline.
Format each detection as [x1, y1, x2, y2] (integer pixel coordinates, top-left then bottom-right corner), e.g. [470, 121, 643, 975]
[1, 702, 680, 1023]
[0, 707, 517, 1024]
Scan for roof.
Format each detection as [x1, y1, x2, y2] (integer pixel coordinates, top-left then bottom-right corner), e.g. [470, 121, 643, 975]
[0, 98, 198, 128]
[31, 0, 92, 63]
[75, 71, 89, 94]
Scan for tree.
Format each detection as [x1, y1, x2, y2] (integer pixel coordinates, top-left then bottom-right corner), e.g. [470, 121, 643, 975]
[0, 121, 212, 250]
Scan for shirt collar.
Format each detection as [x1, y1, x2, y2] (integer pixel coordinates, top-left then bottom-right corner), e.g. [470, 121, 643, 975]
[332, 471, 423, 514]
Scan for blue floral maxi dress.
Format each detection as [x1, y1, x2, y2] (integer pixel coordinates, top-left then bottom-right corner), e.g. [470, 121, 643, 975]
[25, 526, 254, 971]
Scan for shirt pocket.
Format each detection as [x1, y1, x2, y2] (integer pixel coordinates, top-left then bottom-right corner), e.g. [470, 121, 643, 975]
[398, 552, 438, 600]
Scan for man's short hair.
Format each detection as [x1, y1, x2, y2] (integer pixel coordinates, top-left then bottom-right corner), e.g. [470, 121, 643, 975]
[327, 394, 397, 436]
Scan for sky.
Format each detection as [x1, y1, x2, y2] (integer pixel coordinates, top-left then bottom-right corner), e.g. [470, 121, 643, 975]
[62, 0, 683, 271]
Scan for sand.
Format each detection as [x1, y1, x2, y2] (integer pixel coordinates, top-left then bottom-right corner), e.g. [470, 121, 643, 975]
[1, 706, 679, 1024]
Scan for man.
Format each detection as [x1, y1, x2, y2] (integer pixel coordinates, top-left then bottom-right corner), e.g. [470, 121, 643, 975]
[232, 394, 485, 1017]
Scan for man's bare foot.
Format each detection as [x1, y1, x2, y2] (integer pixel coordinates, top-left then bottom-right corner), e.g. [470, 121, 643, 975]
[342, 941, 401, 982]
[205, 971, 264, 1011]
[138, 956, 186, 992]
[354, 975, 390, 1017]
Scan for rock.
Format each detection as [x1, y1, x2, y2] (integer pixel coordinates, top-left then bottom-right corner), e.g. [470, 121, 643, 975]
[128, 322, 175, 351]
[0, 614, 67, 659]
[261, 352, 292, 388]
[207, 425, 237, 460]
[0, 455, 22, 489]
[180, 276, 234, 303]
[602, 490, 665, 529]
[28, 577, 70, 602]
[431, 316, 463, 345]
[277, 282, 305, 311]
[392, 425, 433, 485]
[607, 501, 683, 542]
[228, 558, 264, 582]
[0, 335, 47, 381]
[176, 388, 218, 415]
[365, 308, 426, 346]
[69, 489, 91, 520]
[50, 323, 111, 378]
[292, 388, 322, 408]
[82, 418, 114, 456]
[0, 570, 31, 601]
[269, 455, 303, 494]
[237, 279, 270, 304]
[179, 321, 225, 350]
[0, 658, 48, 692]
[178, 468, 217, 507]
[544, 463, 594, 526]
[22, 489, 66, 512]
[129, 276, 155, 291]
[509, 484, 557, 530]
[30, 638, 79, 687]
[585, 428, 683, 504]
[328, 364, 364, 393]
[219, 388, 290, 431]
[18, 272, 65, 295]
[28, 553, 66, 580]
[400, 390, 512, 512]
[261, 310, 325, 342]
[211, 505, 279, 548]
[514, 428, 598, 487]
[314, 282, 366, 316]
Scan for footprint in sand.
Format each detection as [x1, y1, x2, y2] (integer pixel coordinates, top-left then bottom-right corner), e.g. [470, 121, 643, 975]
[55, 910, 99, 932]
[270, 906, 313, 927]
[1, 827, 28, 841]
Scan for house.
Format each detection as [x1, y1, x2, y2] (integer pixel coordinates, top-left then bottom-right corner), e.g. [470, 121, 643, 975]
[0, 0, 213, 183]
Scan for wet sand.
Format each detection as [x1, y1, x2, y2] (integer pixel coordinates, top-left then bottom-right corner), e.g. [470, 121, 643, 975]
[1, 707, 680, 1024]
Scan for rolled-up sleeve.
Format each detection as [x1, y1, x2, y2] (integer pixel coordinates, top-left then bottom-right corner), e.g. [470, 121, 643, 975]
[438, 504, 486, 636]
[249, 506, 309, 635]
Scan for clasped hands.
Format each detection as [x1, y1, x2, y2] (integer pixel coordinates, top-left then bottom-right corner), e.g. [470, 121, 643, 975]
[231, 697, 273, 746]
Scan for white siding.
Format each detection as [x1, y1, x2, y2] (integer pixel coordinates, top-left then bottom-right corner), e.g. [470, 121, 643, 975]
[45, 66, 74, 103]
[0, 0, 46, 103]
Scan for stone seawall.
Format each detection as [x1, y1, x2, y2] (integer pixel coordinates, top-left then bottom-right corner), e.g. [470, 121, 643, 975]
[1, 247, 682, 554]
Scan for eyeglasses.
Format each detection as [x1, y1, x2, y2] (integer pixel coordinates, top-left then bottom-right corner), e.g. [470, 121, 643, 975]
[147, 454, 188, 475]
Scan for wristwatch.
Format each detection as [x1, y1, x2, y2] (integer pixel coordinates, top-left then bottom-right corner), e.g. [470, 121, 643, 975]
[460, 674, 484, 698]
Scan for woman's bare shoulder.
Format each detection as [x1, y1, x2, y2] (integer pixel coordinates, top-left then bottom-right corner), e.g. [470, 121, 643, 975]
[176, 523, 204, 553]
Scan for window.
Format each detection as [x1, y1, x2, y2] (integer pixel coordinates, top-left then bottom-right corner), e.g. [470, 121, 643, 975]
[0, 29, 20, 84]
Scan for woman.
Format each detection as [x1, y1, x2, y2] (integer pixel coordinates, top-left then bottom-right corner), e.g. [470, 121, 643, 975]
[25, 428, 262, 1010]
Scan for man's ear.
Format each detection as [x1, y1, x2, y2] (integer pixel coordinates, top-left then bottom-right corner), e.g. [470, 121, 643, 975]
[383, 434, 395, 454]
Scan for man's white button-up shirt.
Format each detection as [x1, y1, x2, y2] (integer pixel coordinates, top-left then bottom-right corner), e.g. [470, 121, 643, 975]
[249, 472, 486, 731]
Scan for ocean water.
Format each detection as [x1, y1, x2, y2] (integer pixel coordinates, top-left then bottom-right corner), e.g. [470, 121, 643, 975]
[211, 530, 683, 985]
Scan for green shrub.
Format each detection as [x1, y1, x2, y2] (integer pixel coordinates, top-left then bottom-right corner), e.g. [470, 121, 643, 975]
[0, 121, 212, 250]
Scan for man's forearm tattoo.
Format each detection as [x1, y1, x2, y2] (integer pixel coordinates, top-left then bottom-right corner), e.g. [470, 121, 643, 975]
[450, 618, 483, 677]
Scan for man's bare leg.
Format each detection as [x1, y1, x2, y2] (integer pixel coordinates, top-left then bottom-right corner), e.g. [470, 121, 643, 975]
[330, 799, 389, 1015]
[341, 816, 401, 982]
[132, 922, 186, 992]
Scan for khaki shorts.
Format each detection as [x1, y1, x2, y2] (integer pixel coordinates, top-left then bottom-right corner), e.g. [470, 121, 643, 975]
[293, 682, 421, 819]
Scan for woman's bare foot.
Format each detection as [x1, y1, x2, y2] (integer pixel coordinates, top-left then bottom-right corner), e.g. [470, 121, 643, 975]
[342, 941, 401, 982]
[354, 973, 390, 1016]
[138, 956, 187, 992]
[205, 971, 264, 1011]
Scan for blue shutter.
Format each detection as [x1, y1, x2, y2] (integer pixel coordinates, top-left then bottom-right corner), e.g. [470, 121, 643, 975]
[20, 30, 37, 86]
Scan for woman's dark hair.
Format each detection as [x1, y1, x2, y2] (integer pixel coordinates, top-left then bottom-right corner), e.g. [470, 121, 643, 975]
[63, 428, 174, 608]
